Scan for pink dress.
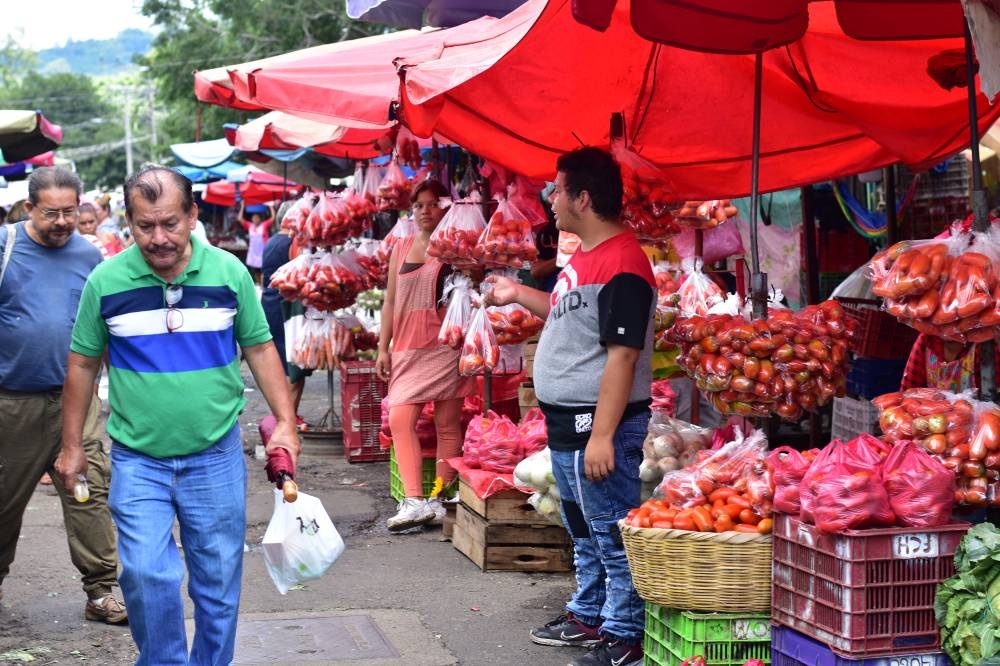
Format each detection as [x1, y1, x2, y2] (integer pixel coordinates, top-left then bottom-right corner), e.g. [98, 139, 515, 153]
[387, 235, 476, 407]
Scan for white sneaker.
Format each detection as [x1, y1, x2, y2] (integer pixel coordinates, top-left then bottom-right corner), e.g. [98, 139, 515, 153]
[426, 498, 447, 526]
[387, 497, 435, 532]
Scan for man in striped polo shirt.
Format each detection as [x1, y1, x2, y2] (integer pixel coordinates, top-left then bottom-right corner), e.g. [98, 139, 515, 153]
[57, 166, 300, 666]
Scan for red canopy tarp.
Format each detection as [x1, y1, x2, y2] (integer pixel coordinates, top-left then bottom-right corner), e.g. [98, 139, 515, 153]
[201, 170, 303, 207]
[223, 112, 391, 161]
[397, 0, 1000, 198]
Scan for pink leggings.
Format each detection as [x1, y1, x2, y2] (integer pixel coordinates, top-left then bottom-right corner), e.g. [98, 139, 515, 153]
[388, 397, 464, 498]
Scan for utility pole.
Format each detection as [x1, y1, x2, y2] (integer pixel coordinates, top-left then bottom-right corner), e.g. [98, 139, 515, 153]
[147, 84, 157, 163]
[123, 86, 134, 177]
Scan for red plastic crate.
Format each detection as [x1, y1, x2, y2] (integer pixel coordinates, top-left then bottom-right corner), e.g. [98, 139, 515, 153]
[340, 360, 389, 462]
[838, 299, 918, 360]
[771, 514, 968, 658]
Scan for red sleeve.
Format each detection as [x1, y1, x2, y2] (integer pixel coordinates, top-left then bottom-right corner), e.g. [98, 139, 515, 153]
[239, 220, 251, 232]
[900, 334, 928, 391]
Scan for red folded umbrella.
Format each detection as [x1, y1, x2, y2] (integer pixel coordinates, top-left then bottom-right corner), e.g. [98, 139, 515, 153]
[265, 447, 296, 488]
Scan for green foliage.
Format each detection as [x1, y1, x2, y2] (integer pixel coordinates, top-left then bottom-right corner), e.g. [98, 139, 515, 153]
[936, 523, 1000, 665]
[139, 0, 385, 148]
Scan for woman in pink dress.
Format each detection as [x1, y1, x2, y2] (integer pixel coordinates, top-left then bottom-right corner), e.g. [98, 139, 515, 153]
[239, 202, 274, 285]
[376, 179, 475, 531]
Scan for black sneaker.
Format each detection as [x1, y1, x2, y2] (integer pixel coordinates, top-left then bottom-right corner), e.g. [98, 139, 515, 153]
[569, 638, 643, 666]
[529, 613, 602, 647]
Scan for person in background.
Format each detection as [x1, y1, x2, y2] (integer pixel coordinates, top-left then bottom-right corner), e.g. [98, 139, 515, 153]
[239, 201, 274, 285]
[486, 147, 654, 666]
[376, 179, 476, 532]
[58, 166, 300, 665]
[261, 200, 309, 419]
[900, 333, 1000, 395]
[77, 203, 113, 260]
[523, 187, 560, 292]
[92, 194, 124, 255]
[0, 166, 126, 623]
[6, 199, 29, 224]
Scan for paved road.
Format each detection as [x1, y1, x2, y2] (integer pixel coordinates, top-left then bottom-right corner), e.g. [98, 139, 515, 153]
[0, 370, 584, 665]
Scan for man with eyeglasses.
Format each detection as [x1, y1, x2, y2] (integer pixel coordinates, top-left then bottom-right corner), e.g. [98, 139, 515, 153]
[0, 166, 127, 624]
[58, 165, 300, 665]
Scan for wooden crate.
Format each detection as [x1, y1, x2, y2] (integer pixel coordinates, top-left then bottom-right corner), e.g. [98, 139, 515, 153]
[459, 479, 543, 524]
[452, 504, 573, 572]
[442, 502, 457, 540]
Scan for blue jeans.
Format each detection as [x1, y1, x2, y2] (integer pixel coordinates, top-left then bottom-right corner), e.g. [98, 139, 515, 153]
[109, 424, 247, 666]
[549, 411, 649, 644]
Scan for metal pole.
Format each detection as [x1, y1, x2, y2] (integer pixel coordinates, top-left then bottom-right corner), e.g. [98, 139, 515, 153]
[884, 166, 898, 246]
[964, 21, 995, 403]
[147, 84, 157, 163]
[748, 52, 768, 320]
[123, 86, 134, 177]
[966, 22, 989, 231]
[801, 187, 819, 304]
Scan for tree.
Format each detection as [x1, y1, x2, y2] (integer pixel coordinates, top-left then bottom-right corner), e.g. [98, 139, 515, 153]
[139, 0, 385, 152]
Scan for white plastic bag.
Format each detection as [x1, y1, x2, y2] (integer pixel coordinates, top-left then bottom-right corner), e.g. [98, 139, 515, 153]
[261, 489, 345, 595]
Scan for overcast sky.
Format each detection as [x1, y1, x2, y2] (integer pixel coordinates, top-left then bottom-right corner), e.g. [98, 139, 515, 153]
[6, 0, 155, 50]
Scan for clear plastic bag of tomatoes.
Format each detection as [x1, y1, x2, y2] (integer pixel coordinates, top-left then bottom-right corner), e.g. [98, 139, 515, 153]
[767, 446, 818, 515]
[556, 230, 580, 267]
[486, 302, 544, 346]
[268, 251, 314, 301]
[801, 434, 895, 533]
[350, 238, 386, 289]
[360, 163, 382, 205]
[438, 274, 475, 350]
[677, 258, 725, 317]
[280, 193, 317, 236]
[610, 139, 678, 245]
[508, 174, 548, 230]
[301, 193, 357, 247]
[459, 306, 500, 376]
[298, 250, 367, 312]
[427, 200, 487, 270]
[376, 215, 417, 264]
[882, 441, 955, 528]
[377, 162, 411, 212]
[474, 197, 538, 269]
[672, 200, 739, 230]
[395, 126, 422, 170]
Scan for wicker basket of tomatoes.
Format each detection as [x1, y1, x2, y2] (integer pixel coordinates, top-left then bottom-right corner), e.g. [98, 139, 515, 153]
[619, 522, 771, 612]
[620, 428, 774, 612]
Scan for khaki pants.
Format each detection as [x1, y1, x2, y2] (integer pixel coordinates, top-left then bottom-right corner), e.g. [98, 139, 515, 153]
[0, 388, 119, 599]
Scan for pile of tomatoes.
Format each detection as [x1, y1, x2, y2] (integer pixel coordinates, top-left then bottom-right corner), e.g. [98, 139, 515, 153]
[473, 212, 538, 268]
[874, 388, 1000, 506]
[869, 234, 1000, 342]
[668, 301, 857, 420]
[625, 486, 773, 534]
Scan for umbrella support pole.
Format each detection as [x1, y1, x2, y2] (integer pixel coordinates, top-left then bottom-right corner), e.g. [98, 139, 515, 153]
[747, 52, 768, 321]
[965, 20, 995, 402]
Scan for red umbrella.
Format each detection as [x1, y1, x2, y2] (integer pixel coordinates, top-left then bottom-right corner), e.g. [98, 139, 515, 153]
[0, 110, 63, 163]
[397, 0, 999, 199]
[202, 169, 303, 207]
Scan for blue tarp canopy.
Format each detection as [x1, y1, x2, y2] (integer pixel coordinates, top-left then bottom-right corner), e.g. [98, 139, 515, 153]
[173, 160, 246, 183]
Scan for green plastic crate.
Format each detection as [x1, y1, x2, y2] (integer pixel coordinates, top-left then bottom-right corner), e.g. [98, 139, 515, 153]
[389, 447, 448, 501]
[644, 604, 771, 666]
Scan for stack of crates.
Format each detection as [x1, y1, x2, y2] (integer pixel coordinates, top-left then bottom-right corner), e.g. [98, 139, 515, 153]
[644, 605, 772, 666]
[770, 513, 967, 665]
[340, 360, 389, 462]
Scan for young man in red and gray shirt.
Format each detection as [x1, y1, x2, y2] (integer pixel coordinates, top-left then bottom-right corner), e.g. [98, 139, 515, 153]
[487, 147, 655, 666]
